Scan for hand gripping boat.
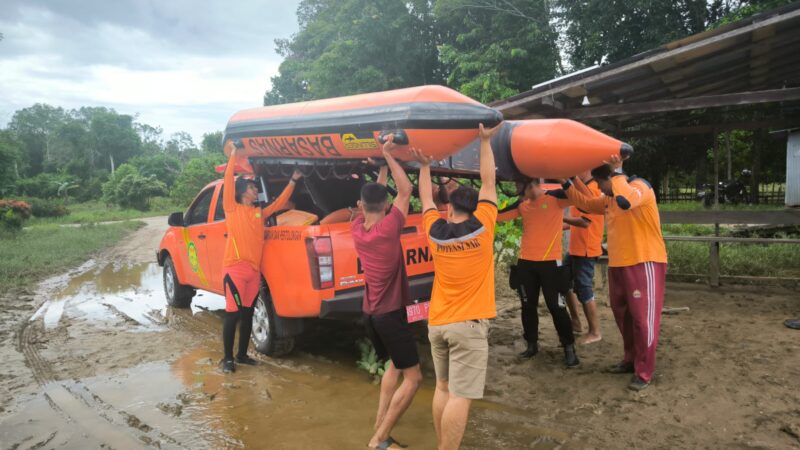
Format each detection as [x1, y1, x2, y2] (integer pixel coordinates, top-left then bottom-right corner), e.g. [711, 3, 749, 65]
[223, 85, 632, 179]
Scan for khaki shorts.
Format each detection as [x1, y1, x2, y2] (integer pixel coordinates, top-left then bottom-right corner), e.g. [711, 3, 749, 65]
[428, 319, 490, 400]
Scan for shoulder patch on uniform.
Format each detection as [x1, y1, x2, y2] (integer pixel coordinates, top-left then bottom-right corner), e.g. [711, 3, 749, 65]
[429, 216, 485, 245]
[616, 196, 631, 210]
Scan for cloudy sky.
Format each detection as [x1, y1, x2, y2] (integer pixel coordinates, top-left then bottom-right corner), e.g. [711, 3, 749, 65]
[0, 0, 301, 142]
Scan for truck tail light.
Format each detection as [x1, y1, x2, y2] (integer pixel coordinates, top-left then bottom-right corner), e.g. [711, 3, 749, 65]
[305, 237, 334, 289]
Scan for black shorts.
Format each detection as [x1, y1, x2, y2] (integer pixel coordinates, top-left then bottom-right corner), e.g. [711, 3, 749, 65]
[363, 309, 419, 370]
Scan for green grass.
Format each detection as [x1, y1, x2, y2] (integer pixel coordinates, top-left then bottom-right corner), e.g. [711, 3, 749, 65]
[0, 221, 145, 292]
[662, 221, 800, 277]
[657, 201, 785, 212]
[27, 198, 183, 225]
[666, 241, 800, 278]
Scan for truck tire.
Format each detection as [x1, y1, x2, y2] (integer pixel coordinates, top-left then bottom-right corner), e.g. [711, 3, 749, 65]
[252, 285, 295, 357]
[163, 255, 194, 308]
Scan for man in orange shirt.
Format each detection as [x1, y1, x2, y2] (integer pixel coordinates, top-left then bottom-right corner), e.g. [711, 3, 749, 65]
[413, 122, 500, 450]
[562, 155, 667, 391]
[498, 179, 579, 367]
[564, 171, 605, 345]
[221, 140, 302, 374]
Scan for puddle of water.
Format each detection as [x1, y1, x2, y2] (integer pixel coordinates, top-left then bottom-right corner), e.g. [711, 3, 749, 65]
[30, 262, 226, 331]
[3, 345, 580, 449]
[12, 261, 588, 449]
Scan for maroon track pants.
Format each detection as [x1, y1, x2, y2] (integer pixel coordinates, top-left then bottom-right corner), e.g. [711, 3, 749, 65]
[608, 262, 666, 383]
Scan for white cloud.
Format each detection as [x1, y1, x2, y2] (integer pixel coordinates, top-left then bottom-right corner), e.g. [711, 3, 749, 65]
[0, 0, 300, 143]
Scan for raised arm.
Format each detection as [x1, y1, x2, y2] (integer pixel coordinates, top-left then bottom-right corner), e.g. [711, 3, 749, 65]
[376, 165, 388, 186]
[496, 200, 521, 222]
[573, 176, 593, 196]
[603, 155, 649, 210]
[223, 141, 237, 212]
[262, 170, 301, 218]
[478, 123, 502, 204]
[382, 135, 412, 217]
[563, 180, 607, 215]
[411, 149, 435, 212]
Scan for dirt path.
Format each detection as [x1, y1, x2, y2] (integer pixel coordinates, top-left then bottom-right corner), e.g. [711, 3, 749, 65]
[481, 277, 800, 449]
[0, 216, 171, 416]
[1, 215, 798, 449]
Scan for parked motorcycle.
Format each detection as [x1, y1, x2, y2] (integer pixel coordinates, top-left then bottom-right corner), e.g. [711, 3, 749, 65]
[697, 169, 751, 207]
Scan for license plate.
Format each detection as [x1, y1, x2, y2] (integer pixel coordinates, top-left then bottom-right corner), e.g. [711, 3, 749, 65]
[406, 301, 430, 323]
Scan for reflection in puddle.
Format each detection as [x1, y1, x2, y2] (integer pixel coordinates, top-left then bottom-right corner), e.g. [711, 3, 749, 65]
[30, 263, 225, 330]
[10, 261, 587, 449]
[2, 343, 581, 449]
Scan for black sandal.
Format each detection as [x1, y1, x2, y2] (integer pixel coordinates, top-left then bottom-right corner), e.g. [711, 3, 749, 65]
[375, 437, 408, 449]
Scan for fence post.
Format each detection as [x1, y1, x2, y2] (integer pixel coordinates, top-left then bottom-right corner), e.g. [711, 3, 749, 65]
[709, 240, 720, 287]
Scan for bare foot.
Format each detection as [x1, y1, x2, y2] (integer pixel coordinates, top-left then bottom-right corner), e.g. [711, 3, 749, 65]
[572, 322, 584, 334]
[579, 333, 602, 345]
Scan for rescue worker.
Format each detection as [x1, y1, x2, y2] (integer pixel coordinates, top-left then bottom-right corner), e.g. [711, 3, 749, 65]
[561, 155, 667, 390]
[563, 171, 605, 345]
[220, 140, 302, 373]
[413, 122, 501, 450]
[352, 135, 422, 450]
[498, 179, 580, 368]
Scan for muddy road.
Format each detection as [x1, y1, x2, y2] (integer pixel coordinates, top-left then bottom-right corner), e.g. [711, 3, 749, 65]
[1, 216, 798, 449]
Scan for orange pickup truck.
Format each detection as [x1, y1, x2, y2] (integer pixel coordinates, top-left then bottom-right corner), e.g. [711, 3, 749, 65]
[157, 164, 435, 356]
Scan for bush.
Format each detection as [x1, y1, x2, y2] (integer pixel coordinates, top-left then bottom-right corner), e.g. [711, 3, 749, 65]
[15, 172, 80, 199]
[0, 199, 32, 232]
[75, 170, 109, 202]
[27, 197, 70, 218]
[103, 164, 168, 211]
[148, 196, 181, 213]
[171, 155, 225, 206]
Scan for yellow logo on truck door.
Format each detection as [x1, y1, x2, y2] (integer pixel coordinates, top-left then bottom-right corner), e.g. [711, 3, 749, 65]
[182, 228, 209, 287]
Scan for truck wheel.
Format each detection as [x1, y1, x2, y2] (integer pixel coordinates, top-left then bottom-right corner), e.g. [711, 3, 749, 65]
[252, 286, 295, 357]
[163, 255, 194, 308]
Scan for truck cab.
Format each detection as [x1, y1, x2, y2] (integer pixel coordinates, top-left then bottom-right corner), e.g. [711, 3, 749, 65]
[157, 161, 435, 356]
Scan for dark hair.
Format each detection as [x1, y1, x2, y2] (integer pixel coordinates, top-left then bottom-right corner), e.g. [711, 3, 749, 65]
[591, 164, 614, 180]
[436, 185, 450, 205]
[235, 177, 257, 203]
[360, 182, 388, 213]
[449, 186, 478, 214]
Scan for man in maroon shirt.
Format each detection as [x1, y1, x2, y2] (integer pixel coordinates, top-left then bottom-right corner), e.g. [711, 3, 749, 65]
[352, 135, 421, 450]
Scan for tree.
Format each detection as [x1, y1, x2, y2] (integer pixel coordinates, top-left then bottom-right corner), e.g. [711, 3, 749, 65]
[435, 0, 561, 103]
[47, 118, 92, 178]
[556, 0, 796, 69]
[165, 131, 200, 162]
[8, 104, 68, 176]
[136, 123, 165, 155]
[170, 155, 225, 206]
[80, 107, 143, 173]
[0, 130, 23, 196]
[101, 163, 167, 210]
[201, 131, 224, 155]
[264, 0, 444, 105]
[128, 154, 182, 188]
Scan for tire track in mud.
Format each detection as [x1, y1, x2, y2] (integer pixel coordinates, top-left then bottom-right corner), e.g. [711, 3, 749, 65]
[17, 320, 55, 386]
[16, 295, 192, 448]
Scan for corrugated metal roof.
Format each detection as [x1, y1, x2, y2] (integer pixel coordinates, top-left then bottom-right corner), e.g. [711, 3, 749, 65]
[492, 2, 800, 127]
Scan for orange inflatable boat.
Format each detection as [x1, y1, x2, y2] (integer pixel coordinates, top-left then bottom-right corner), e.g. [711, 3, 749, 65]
[223, 85, 632, 179]
[224, 85, 502, 163]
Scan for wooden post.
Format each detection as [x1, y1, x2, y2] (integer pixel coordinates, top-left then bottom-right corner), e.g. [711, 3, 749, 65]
[726, 133, 732, 180]
[711, 128, 720, 287]
[709, 239, 721, 287]
[713, 129, 720, 207]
